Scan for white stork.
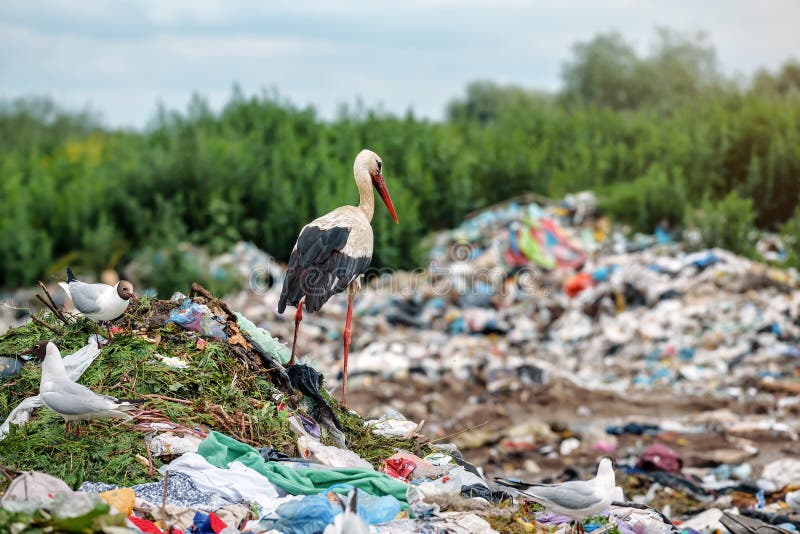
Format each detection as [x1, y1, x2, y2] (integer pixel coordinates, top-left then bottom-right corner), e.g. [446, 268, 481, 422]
[278, 149, 398, 406]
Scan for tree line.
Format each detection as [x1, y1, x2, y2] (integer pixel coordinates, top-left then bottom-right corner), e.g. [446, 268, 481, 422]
[1, 29, 799, 292]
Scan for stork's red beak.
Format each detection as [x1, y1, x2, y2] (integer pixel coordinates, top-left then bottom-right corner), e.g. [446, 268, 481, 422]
[373, 174, 399, 224]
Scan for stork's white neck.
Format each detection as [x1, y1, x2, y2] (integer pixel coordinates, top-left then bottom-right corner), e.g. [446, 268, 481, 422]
[355, 167, 374, 222]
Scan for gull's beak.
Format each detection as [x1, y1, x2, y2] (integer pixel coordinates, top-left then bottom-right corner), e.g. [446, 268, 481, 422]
[372, 174, 399, 224]
[131, 293, 139, 300]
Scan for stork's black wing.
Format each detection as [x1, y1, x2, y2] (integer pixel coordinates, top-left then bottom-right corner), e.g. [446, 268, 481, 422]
[278, 225, 371, 314]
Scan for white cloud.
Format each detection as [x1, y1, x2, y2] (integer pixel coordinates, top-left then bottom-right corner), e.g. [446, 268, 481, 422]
[0, 0, 797, 127]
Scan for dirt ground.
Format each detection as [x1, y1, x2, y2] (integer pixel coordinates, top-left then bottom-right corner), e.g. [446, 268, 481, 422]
[348, 377, 798, 484]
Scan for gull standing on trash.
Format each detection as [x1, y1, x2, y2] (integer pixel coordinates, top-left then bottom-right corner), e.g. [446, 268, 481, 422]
[496, 458, 616, 533]
[278, 149, 399, 407]
[59, 268, 136, 340]
[20, 341, 139, 436]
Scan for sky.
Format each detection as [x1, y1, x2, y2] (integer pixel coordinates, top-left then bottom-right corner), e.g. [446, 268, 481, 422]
[1, 0, 797, 128]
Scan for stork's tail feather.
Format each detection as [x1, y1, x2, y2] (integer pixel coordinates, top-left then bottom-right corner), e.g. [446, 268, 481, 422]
[66, 267, 77, 283]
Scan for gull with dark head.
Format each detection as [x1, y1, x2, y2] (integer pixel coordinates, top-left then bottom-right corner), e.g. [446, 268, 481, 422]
[59, 267, 136, 341]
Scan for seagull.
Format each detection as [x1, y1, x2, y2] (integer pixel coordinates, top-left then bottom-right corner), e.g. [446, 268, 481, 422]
[323, 488, 369, 534]
[20, 341, 139, 436]
[59, 267, 136, 341]
[496, 458, 616, 533]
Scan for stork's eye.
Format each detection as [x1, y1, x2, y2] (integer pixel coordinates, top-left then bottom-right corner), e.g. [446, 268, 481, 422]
[376, 160, 382, 172]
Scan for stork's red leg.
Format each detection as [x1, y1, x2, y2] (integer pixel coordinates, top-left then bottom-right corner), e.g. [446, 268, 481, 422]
[289, 300, 304, 366]
[341, 284, 357, 407]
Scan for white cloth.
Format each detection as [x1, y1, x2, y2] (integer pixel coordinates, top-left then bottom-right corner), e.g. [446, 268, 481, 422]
[0, 336, 102, 440]
[163, 452, 281, 513]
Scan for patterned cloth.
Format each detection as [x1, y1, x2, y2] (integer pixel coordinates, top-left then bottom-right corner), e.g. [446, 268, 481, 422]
[78, 471, 235, 511]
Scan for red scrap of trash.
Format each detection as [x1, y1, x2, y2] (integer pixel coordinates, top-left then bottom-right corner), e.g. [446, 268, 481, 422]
[564, 272, 594, 297]
[637, 443, 683, 473]
[127, 516, 161, 534]
[381, 458, 417, 482]
[196, 338, 207, 350]
[110, 326, 125, 335]
[208, 512, 228, 533]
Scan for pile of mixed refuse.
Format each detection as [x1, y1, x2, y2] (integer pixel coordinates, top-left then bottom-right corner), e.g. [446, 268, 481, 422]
[222, 192, 800, 532]
[1, 191, 800, 532]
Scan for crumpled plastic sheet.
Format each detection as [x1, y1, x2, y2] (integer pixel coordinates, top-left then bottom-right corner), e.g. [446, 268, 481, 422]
[259, 446, 292, 463]
[79, 471, 235, 512]
[167, 298, 228, 341]
[459, 483, 512, 503]
[235, 312, 290, 365]
[1, 491, 112, 529]
[287, 414, 371, 470]
[382, 458, 416, 482]
[149, 431, 203, 457]
[287, 364, 344, 445]
[258, 493, 336, 534]
[637, 444, 683, 473]
[259, 487, 402, 534]
[0, 336, 103, 440]
[296, 434, 373, 470]
[415, 466, 487, 498]
[0, 471, 73, 506]
[365, 412, 420, 439]
[608, 503, 679, 534]
[0, 356, 23, 379]
[372, 511, 499, 534]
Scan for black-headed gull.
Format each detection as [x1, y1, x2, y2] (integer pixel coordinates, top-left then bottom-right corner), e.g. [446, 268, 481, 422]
[59, 268, 136, 340]
[21, 341, 139, 435]
[496, 458, 616, 533]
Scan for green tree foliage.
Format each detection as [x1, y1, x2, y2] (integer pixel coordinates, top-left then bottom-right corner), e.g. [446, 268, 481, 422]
[561, 28, 722, 110]
[1, 30, 799, 290]
[685, 192, 756, 256]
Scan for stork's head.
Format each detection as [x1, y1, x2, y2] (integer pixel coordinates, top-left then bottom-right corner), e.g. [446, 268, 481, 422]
[355, 149, 399, 224]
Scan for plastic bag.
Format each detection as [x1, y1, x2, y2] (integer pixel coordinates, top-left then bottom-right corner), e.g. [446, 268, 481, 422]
[167, 298, 228, 340]
[235, 312, 291, 365]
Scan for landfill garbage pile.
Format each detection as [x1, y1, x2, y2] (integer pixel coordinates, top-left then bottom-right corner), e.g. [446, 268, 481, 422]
[2, 191, 800, 532]
[219, 192, 800, 532]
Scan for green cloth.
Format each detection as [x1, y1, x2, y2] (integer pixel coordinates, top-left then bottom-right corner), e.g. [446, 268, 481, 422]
[197, 431, 410, 510]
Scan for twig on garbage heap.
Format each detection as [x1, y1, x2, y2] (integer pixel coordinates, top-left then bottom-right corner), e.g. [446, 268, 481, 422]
[206, 403, 258, 445]
[0, 465, 18, 482]
[144, 435, 155, 477]
[30, 315, 64, 336]
[161, 471, 170, 531]
[36, 281, 71, 325]
[423, 421, 490, 445]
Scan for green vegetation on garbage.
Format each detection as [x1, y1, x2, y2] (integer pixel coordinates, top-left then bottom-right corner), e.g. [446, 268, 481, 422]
[2, 29, 800, 290]
[327, 390, 434, 464]
[0, 300, 419, 492]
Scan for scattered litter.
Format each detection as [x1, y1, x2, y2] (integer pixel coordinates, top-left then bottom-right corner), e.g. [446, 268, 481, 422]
[168, 298, 229, 341]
